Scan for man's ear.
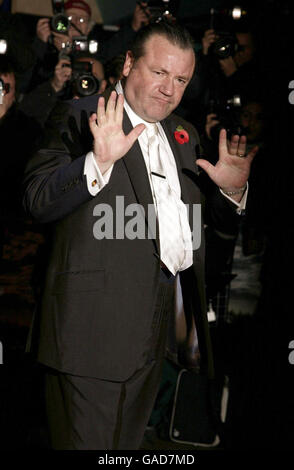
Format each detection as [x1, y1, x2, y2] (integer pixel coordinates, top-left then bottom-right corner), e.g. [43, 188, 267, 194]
[122, 51, 134, 77]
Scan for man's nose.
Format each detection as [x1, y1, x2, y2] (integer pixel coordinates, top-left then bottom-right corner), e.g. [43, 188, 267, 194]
[159, 77, 174, 96]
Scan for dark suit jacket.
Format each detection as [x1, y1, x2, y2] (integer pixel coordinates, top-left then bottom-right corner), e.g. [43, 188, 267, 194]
[23, 89, 240, 382]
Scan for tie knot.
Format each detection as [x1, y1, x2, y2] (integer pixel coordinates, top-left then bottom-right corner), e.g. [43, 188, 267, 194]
[146, 123, 158, 139]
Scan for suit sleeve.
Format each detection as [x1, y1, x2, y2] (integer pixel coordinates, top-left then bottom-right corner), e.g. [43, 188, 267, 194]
[23, 99, 98, 224]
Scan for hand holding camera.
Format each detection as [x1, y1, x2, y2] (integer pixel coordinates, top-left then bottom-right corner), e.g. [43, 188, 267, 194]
[132, 2, 150, 32]
[36, 18, 52, 44]
[202, 29, 217, 56]
[51, 57, 72, 93]
[218, 56, 238, 77]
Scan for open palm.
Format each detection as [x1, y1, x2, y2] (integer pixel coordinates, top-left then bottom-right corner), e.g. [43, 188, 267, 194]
[89, 91, 145, 174]
[196, 129, 258, 191]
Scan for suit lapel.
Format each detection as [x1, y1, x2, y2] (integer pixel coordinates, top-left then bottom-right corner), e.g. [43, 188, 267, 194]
[161, 116, 198, 204]
[161, 117, 200, 238]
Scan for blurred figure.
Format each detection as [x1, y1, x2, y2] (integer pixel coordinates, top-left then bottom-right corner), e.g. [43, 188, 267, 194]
[20, 54, 107, 126]
[103, 54, 126, 87]
[196, 24, 263, 138]
[0, 55, 43, 304]
[203, 98, 271, 320]
[239, 101, 265, 146]
[34, 0, 93, 55]
[0, 57, 41, 219]
[202, 29, 255, 78]
[96, 1, 151, 63]
[29, 0, 151, 93]
[29, 0, 98, 91]
[0, 1, 35, 92]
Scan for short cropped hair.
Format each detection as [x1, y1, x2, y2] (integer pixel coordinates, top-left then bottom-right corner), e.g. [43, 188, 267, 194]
[130, 20, 195, 61]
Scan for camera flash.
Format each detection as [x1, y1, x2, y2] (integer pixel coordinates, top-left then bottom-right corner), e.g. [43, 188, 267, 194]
[89, 40, 98, 54]
[232, 7, 242, 20]
[0, 39, 7, 55]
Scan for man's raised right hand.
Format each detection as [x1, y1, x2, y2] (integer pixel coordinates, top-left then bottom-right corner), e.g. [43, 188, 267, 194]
[89, 91, 146, 175]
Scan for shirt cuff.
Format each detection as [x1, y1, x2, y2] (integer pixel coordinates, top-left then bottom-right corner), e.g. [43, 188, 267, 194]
[84, 151, 113, 196]
[220, 182, 248, 215]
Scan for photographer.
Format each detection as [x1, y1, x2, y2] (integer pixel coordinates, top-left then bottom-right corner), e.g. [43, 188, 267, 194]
[202, 97, 272, 322]
[201, 25, 261, 106]
[97, 1, 150, 63]
[29, 0, 151, 93]
[0, 3, 35, 92]
[19, 53, 107, 127]
[0, 55, 42, 262]
[29, 1, 96, 91]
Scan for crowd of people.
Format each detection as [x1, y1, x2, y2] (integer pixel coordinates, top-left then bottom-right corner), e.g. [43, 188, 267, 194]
[0, 0, 293, 451]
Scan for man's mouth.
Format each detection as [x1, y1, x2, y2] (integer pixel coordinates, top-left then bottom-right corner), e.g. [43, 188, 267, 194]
[153, 96, 171, 105]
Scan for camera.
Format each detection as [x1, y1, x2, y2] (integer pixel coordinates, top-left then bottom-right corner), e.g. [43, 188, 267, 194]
[72, 37, 98, 55]
[208, 94, 243, 141]
[212, 32, 239, 60]
[140, 0, 172, 22]
[59, 37, 99, 98]
[51, 0, 70, 34]
[209, 5, 247, 59]
[71, 60, 99, 97]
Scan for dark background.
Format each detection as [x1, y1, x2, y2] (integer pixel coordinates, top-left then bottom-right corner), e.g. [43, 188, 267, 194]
[0, 0, 293, 452]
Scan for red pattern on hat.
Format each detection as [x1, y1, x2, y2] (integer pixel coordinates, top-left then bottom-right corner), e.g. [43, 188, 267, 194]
[64, 0, 91, 17]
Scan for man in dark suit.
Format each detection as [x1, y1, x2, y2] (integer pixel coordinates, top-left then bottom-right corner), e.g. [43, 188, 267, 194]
[23, 21, 257, 449]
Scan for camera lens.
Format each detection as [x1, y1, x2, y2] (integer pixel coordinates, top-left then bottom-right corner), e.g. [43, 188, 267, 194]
[213, 34, 238, 59]
[51, 14, 70, 34]
[75, 74, 98, 97]
[213, 38, 232, 59]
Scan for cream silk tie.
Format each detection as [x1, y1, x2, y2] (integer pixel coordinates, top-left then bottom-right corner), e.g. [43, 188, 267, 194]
[146, 124, 185, 275]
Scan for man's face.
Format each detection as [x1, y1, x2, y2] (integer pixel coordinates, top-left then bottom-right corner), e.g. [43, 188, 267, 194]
[234, 33, 254, 67]
[122, 35, 195, 123]
[240, 102, 264, 143]
[0, 72, 16, 114]
[66, 7, 91, 37]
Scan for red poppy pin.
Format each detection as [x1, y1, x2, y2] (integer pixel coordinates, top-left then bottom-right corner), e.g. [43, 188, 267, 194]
[174, 125, 189, 144]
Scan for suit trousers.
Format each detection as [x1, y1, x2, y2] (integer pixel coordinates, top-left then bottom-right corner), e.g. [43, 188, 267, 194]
[45, 269, 176, 450]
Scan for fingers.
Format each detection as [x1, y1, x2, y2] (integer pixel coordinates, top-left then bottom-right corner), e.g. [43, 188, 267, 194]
[89, 112, 98, 136]
[235, 135, 246, 157]
[227, 134, 246, 157]
[114, 93, 124, 125]
[96, 96, 106, 124]
[105, 90, 117, 121]
[36, 18, 51, 42]
[96, 91, 124, 126]
[219, 129, 250, 158]
[228, 134, 241, 155]
[126, 123, 146, 147]
[195, 158, 216, 180]
[218, 128, 228, 155]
